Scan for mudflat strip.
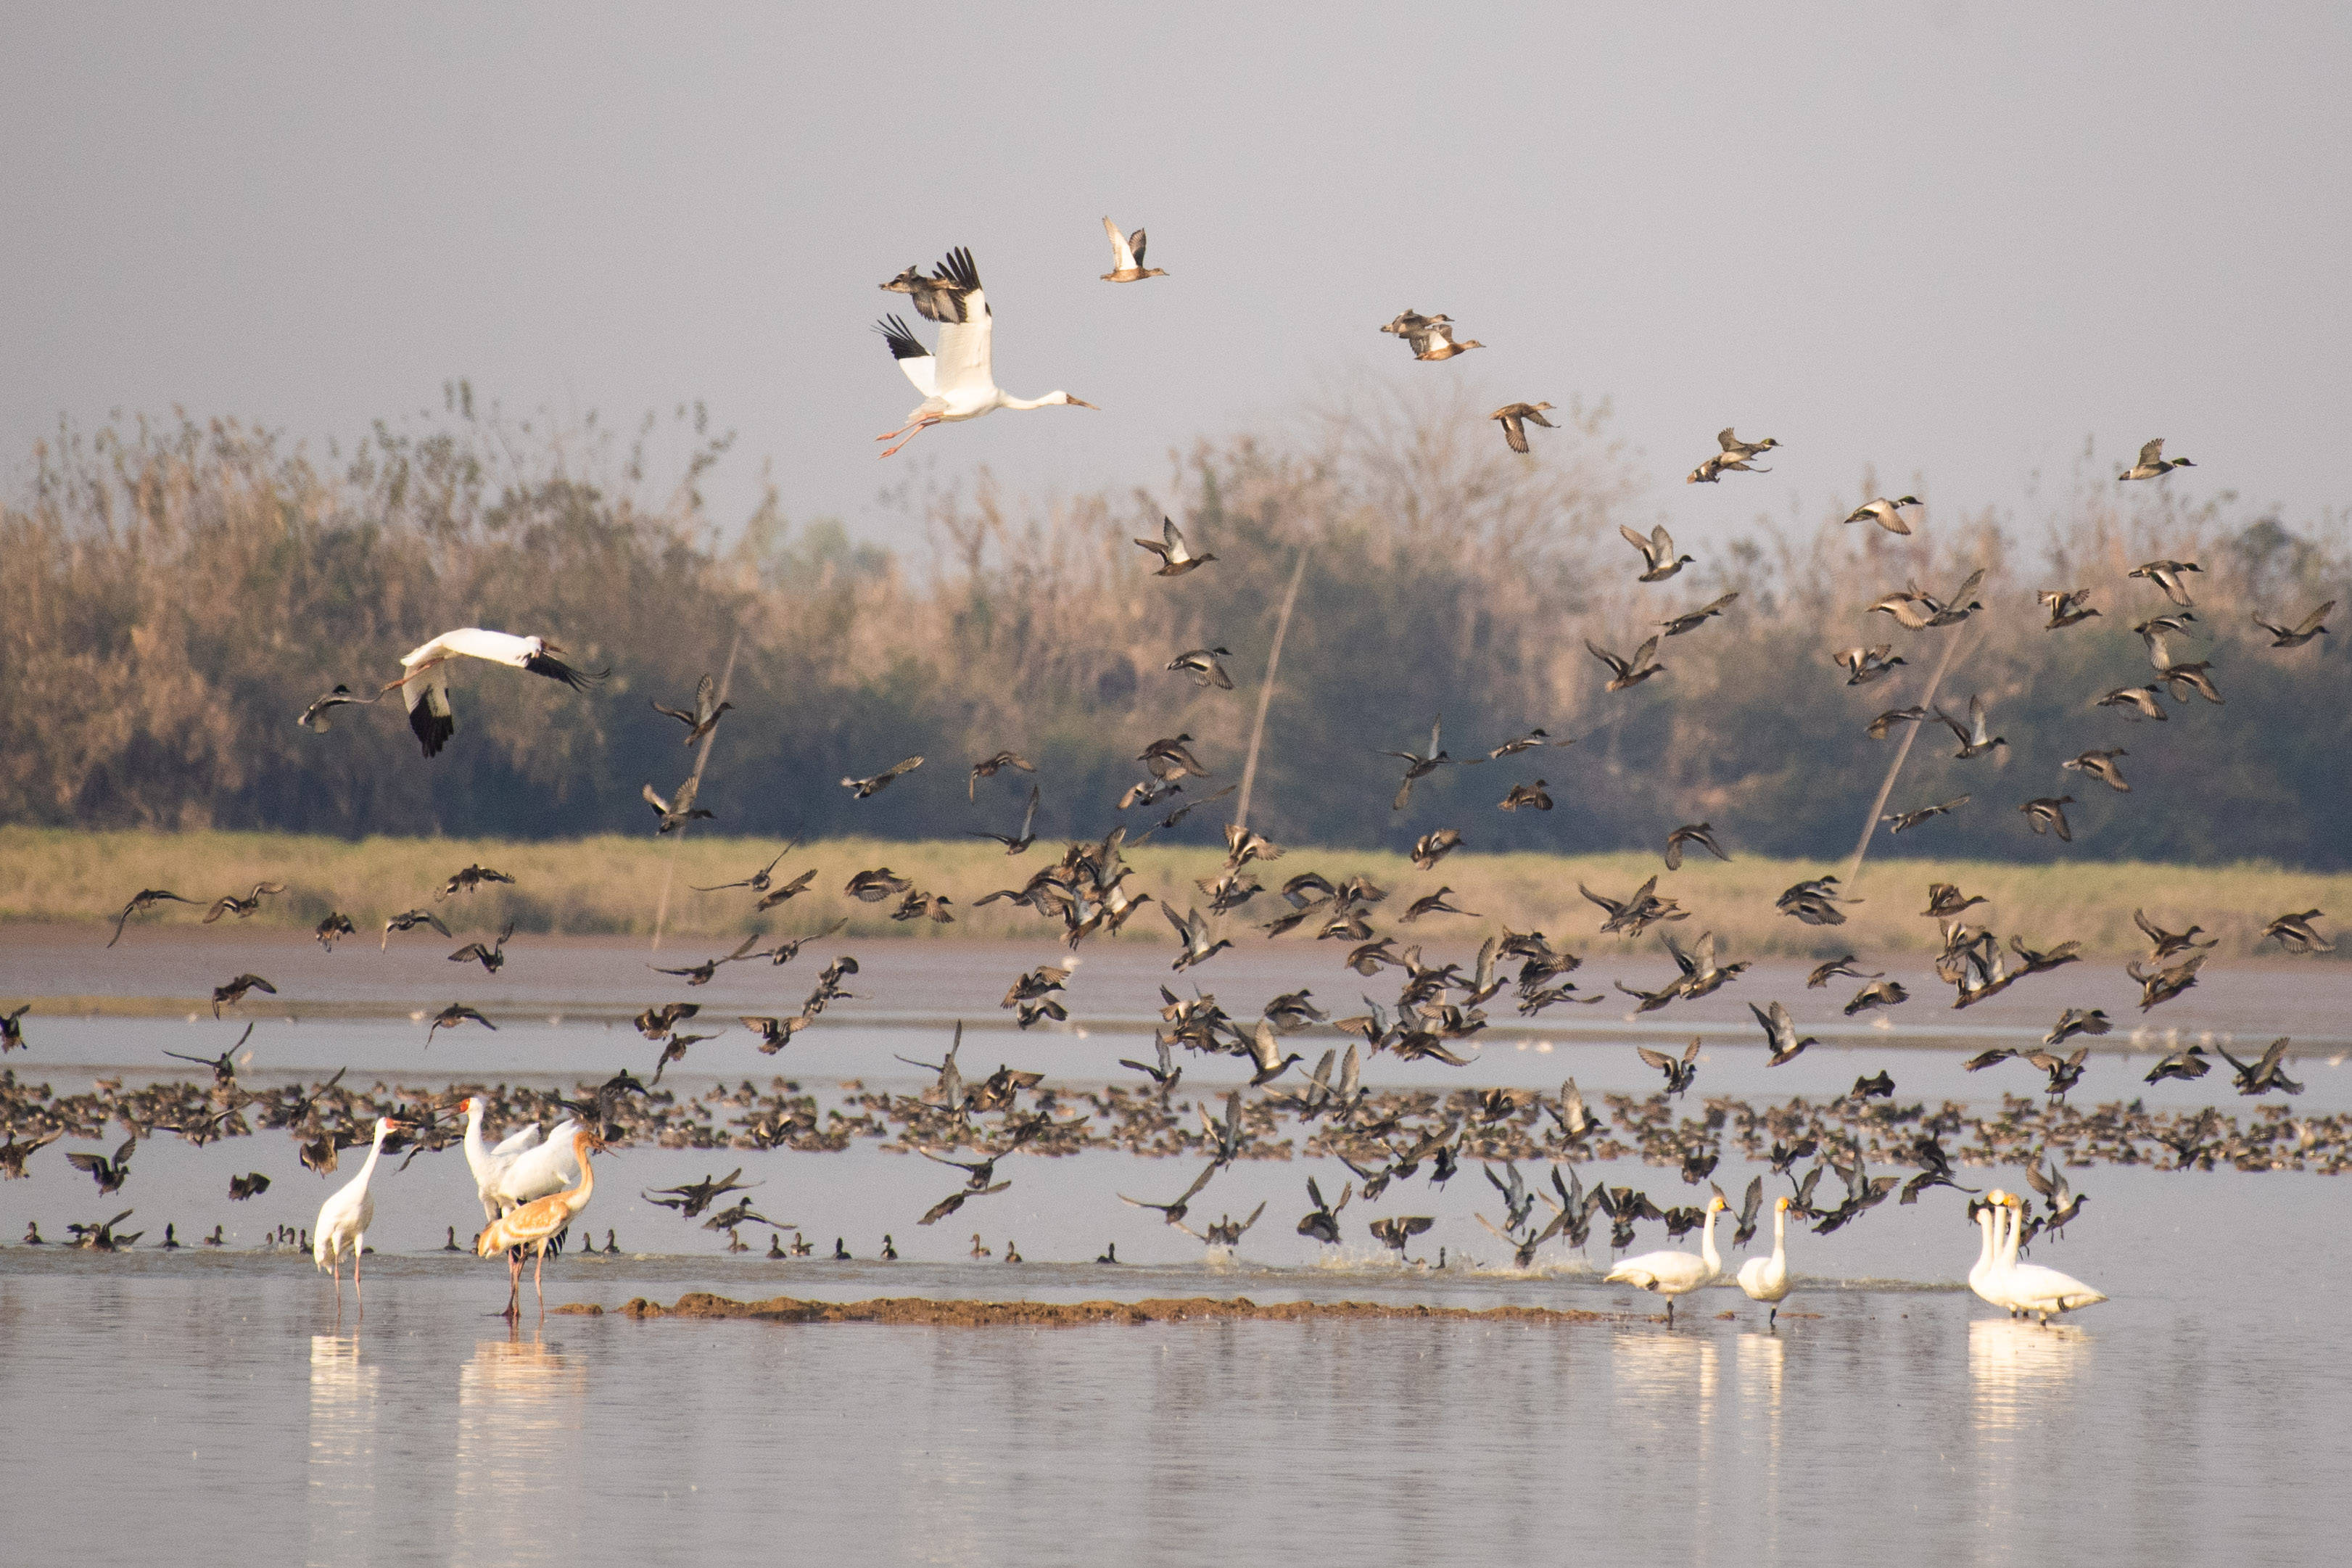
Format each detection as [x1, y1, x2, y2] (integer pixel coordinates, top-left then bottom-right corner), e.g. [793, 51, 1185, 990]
[578, 1292, 1617, 1326]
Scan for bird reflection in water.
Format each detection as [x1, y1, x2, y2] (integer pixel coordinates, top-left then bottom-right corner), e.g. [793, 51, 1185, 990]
[453, 1334, 588, 1562]
[1736, 1332, 1787, 1559]
[1612, 1330, 1722, 1443]
[308, 1334, 382, 1556]
[1737, 1331, 1785, 1419]
[1969, 1316, 2089, 1433]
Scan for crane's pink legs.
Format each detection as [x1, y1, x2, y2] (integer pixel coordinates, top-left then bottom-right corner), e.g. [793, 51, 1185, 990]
[878, 416, 940, 458]
[352, 1234, 364, 1319]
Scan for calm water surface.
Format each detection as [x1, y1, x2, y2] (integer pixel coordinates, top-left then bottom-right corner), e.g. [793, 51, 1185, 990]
[4, 1238, 2347, 1567]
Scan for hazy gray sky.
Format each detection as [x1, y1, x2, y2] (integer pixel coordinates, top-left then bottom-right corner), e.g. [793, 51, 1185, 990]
[6, 3, 2345, 552]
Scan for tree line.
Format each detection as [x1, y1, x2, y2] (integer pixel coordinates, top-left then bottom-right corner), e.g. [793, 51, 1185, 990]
[4, 387, 2344, 867]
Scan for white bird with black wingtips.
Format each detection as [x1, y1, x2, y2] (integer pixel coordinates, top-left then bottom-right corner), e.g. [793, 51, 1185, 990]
[872, 247, 1095, 458]
[390, 629, 606, 758]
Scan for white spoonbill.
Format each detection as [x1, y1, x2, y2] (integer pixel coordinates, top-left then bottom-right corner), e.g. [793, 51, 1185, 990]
[313, 1116, 400, 1318]
[1736, 1194, 1794, 1327]
[1994, 1192, 2108, 1324]
[477, 1127, 601, 1319]
[389, 628, 606, 758]
[872, 247, 1095, 458]
[1605, 1192, 1725, 1324]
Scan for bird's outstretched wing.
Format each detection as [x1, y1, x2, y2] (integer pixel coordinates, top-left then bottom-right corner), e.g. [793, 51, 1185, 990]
[874, 315, 936, 397]
[928, 248, 994, 397]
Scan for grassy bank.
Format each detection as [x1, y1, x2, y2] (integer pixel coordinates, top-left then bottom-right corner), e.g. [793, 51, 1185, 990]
[1, 828, 2340, 961]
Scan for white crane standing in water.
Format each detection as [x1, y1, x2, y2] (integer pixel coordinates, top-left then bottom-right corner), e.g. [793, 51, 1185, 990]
[314, 1116, 399, 1319]
[872, 247, 1094, 458]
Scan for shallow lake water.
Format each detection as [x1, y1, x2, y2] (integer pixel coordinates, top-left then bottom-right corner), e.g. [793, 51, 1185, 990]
[5, 929, 2350, 1564]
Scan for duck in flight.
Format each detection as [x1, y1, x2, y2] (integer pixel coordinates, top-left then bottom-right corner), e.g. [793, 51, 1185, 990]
[382, 908, 452, 949]
[1489, 402, 1556, 455]
[1588, 636, 1666, 693]
[1657, 593, 1738, 637]
[296, 684, 379, 731]
[2019, 796, 2076, 841]
[199, 883, 284, 925]
[1378, 717, 1459, 810]
[2118, 437, 2194, 481]
[843, 755, 924, 799]
[2253, 601, 2332, 648]
[872, 249, 1094, 458]
[1688, 428, 1778, 483]
[970, 784, 1041, 854]
[1133, 516, 1214, 577]
[109, 888, 199, 947]
[1619, 524, 1694, 582]
[693, 845, 796, 894]
[2127, 558, 2202, 607]
[211, 973, 275, 1018]
[447, 922, 517, 975]
[2063, 748, 2131, 792]
[2039, 587, 2099, 629]
[1379, 309, 1482, 360]
[968, 750, 1036, 799]
[651, 674, 733, 745]
[1843, 495, 1920, 535]
[426, 1003, 498, 1046]
[1834, 645, 1907, 685]
[642, 777, 714, 833]
[1099, 217, 1167, 282]
[1166, 646, 1235, 690]
[1935, 694, 2006, 759]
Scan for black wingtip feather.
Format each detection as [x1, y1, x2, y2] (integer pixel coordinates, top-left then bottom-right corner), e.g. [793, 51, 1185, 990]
[523, 653, 607, 691]
[872, 315, 925, 360]
[410, 703, 455, 758]
[937, 246, 981, 293]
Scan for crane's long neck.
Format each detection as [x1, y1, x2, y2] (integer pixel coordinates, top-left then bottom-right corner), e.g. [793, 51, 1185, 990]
[560, 1133, 596, 1216]
[1770, 1206, 1787, 1263]
[354, 1123, 388, 1190]
[1699, 1207, 1722, 1277]
[1973, 1206, 1997, 1278]
[997, 391, 1065, 411]
[462, 1102, 490, 1184]
[1997, 1203, 2021, 1272]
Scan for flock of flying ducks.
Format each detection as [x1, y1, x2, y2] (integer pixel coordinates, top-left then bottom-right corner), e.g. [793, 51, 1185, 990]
[9, 231, 2343, 1331]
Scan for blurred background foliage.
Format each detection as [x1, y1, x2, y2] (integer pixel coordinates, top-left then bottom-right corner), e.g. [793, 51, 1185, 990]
[4, 383, 2344, 866]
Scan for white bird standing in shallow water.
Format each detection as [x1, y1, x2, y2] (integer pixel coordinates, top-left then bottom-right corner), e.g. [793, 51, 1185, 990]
[1968, 1189, 2007, 1309]
[1992, 1192, 2107, 1324]
[314, 1116, 398, 1319]
[390, 628, 606, 758]
[872, 247, 1095, 458]
[482, 1117, 586, 1318]
[477, 1127, 601, 1321]
[1736, 1194, 1794, 1327]
[1605, 1192, 1725, 1323]
[460, 1096, 543, 1224]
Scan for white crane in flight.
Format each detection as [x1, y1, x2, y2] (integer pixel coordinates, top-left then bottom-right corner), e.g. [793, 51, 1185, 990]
[873, 247, 1094, 458]
[389, 628, 606, 757]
